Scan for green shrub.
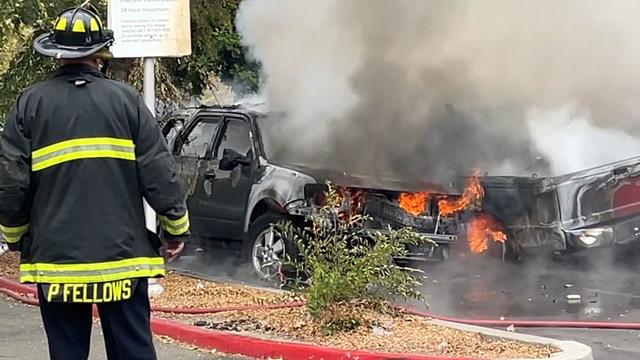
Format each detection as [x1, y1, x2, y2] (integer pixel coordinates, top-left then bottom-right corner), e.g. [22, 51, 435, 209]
[275, 182, 431, 334]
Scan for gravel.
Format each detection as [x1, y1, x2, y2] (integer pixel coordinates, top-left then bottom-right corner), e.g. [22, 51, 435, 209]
[0, 252, 19, 281]
[153, 272, 301, 308]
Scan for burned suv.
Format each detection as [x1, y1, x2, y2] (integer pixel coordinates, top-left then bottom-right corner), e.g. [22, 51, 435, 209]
[159, 105, 462, 280]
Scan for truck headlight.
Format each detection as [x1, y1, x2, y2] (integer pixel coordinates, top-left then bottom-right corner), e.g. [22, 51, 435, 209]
[569, 227, 613, 248]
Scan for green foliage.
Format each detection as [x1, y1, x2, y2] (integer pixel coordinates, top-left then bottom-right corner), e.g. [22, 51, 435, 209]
[0, 0, 97, 119]
[276, 182, 430, 334]
[165, 0, 260, 95]
[0, 0, 260, 120]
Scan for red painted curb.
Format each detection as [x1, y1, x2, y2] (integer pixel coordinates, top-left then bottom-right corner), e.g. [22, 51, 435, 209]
[151, 317, 480, 360]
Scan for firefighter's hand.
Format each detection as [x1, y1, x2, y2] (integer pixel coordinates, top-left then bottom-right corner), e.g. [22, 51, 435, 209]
[162, 240, 185, 262]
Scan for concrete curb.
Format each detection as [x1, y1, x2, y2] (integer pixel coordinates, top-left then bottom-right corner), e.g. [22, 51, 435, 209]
[429, 319, 593, 360]
[0, 275, 593, 360]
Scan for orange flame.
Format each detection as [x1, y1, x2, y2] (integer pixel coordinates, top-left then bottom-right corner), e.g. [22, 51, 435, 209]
[467, 214, 507, 254]
[438, 173, 484, 216]
[399, 192, 429, 216]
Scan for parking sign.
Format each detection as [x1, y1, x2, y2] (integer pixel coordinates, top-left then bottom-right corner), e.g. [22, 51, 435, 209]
[107, 0, 191, 58]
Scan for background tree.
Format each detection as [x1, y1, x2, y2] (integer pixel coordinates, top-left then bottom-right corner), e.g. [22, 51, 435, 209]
[0, 0, 259, 120]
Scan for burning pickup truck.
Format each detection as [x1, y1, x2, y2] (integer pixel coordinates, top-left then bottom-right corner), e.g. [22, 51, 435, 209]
[159, 104, 640, 278]
[159, 104, 474, 279]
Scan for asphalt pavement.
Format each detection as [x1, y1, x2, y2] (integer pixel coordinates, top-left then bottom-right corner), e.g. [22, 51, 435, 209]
[414, 246, 640, 360]
[523, 328, 640, 359]
[0, 295, 245, 360]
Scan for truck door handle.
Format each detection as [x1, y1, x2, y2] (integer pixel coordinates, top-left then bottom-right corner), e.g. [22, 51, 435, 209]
[204, 170, 216, 180]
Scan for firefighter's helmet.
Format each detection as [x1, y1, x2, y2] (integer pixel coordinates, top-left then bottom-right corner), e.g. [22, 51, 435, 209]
[33, 4, 114, 60]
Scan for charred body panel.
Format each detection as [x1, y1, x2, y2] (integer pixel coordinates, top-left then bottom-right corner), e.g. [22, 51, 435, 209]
[480, 156, 640, 253]
[275, 163, 461, 195]
[244, 162, 315, 232]
[289, 184, 459, 261]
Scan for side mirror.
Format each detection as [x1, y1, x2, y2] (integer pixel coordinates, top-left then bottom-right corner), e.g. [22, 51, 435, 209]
[219, 148, 251, 171]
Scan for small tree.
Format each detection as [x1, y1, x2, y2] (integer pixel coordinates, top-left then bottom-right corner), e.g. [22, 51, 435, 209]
[275, 182, 431, 334]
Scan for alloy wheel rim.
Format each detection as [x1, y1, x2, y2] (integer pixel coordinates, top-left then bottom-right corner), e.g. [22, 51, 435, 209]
[252, 227, 285, 280]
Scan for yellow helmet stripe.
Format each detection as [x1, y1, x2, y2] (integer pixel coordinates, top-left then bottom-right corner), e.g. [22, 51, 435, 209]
[90, 18, 99, 31]
[55, 18, 68, 31]
[72, 19, 86, 33]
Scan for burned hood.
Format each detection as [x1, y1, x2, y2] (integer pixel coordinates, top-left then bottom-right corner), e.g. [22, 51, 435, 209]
[271, 161, 460, 195]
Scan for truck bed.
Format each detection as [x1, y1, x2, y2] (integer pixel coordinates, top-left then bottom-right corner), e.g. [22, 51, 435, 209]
[480, 155, 640, 251]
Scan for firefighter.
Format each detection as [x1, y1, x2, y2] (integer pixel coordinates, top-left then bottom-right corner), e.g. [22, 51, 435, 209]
[0, 4, 189, 360]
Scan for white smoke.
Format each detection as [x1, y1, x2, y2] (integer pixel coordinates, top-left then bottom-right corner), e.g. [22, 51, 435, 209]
[236, 0, 640, 182]
[527, 105, 640, 175]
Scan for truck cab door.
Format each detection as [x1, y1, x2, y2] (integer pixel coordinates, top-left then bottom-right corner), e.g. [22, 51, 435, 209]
[172, 116, 223, 237]
[200, 116, 256, 241]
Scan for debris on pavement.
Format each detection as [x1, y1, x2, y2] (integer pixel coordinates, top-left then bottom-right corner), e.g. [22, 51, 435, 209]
[436, 341, 448, 351]
[154, 335, 251, 359]
[566, 294, 581, 305]
[194, 320, 208, 327]
[148, 279, 165, 298]
[371, 325, 389, 337]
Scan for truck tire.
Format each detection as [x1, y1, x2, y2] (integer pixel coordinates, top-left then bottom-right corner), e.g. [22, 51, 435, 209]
[242, 212, 299, 282]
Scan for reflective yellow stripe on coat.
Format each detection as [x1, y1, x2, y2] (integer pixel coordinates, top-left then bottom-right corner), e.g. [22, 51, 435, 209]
[32, 137, 136, 172]
[19, 257, 165, 284]
[159, 212, 190, 236]
[1, 223, 29, 244]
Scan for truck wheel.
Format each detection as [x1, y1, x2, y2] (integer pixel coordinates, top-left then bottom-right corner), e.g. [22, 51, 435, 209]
[242, 213, 298, 282]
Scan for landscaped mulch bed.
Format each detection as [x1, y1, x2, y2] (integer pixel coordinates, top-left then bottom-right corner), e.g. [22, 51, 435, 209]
[0, 252, 19, 281]
[153, 272, 301, 308]
[158, 305, 559, 359]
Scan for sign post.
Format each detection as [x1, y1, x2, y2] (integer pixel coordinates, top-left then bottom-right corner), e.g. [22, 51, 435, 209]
[142, 57, 156, 232]
[107, 0, 191, 233]
[108, 0, 191, 296]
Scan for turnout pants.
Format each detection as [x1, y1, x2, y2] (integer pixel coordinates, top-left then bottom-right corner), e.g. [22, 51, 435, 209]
[37, 278, 157, 360]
